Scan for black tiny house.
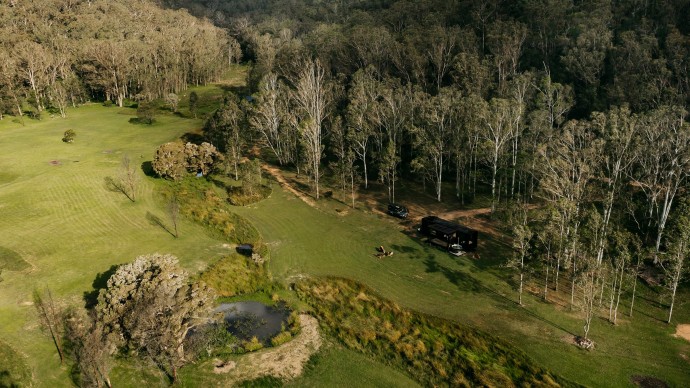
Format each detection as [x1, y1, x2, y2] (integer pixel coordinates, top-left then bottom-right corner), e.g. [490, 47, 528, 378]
[420, 216, 478, 252]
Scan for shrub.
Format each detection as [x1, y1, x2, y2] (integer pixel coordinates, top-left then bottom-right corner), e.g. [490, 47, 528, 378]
[270, 331, 292, 347]
[62, 129, 76, 143]
[199, 253, 268, 297]
[295, 277, 562, 387]
[136, 101, 156, 124]
[243, 336, 263, 352]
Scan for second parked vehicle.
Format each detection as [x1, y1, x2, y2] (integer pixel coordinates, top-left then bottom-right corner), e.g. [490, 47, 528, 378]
[387, 203, 409, 219]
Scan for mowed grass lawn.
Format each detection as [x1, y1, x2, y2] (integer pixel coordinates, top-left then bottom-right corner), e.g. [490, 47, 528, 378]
[230, 179, 690, 387]
[0, 102, 421, 387]
[0, 105, 232, 386]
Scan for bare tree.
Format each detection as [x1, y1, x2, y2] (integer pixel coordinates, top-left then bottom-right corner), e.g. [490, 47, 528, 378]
[167, 194, 180, 238]
[120, 154, 137, 202]
[64, 308, 113, 388]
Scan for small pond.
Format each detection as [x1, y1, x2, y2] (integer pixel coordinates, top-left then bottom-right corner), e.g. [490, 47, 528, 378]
[215, 301, 290, 344]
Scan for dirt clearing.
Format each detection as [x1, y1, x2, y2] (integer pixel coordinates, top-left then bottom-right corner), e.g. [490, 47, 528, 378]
[674, 324, 690, 342]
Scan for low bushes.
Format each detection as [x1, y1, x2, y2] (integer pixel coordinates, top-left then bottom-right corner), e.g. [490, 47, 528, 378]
[166, 177, 261, 245]
[295, 277, 566, 387]
[199, 253, 270, 297]
[227, 185, 272, 206]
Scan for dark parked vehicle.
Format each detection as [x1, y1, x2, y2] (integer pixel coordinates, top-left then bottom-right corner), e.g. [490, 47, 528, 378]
[387, 203, 409, 219]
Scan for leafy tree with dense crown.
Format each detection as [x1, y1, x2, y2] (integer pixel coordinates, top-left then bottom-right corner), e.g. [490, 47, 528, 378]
[153, 142, 187, 181]
[95, 254, 215, 384]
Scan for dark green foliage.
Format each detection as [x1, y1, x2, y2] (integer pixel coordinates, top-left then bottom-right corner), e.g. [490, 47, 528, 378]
[295, 277, 565, 387]
[166, 177, 262, 244]
[189, 91, 199, 118]
[199, 253, 269, 297]
[136, 102, 156, 124]
[184, 323, 238, 361]
[61, 129, 76, 143]
[227, 184, 272, 206]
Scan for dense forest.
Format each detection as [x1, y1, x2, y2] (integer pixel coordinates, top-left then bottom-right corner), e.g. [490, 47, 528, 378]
[0, 0, 238, 118]
[168, 0, 690, 329]
[2, 0, 690, 350]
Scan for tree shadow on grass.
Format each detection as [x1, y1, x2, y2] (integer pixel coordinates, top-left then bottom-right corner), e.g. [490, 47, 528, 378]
[0, 369, 20, 388]
[146, 212, 176, 238]
[424, 255, 576, 336]
[180, 132, 205, 144]
[141, 161, 156, 177]
[83, 264, 120, 309]
[389, 244, 419, 254]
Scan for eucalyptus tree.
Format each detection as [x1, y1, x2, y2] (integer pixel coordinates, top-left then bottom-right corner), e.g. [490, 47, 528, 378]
[346, 66, 379, 189]
[204, 96, 245, 180]
[291, 58, 332, 199]
[14, 41, 53, 113]
[538, 119, 602, 305]
[411, 87, 458, 202]
[480, 97, 517, 213]
[453, 94, 484, 203]
[506, 73, 533, 199]
[664, 198, 690, 324]
[425, 25, 461, 92]
[527, 72, 574, 198]
[632, 106, 690, 261]
[347, 25, 394, 79]
[586, 107, 637, 264]
[81, 40, 132, 107]
[250, 73, 293, 165]
[486, 19, 528, 95]
[374, 77, 412, 203]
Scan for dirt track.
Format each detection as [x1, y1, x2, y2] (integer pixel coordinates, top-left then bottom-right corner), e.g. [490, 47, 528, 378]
[263, 164, 316, 207]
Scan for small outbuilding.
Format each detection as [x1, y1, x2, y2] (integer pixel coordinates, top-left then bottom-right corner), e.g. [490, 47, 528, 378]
[236, 244, 253, 256]
[420, 216, 478, 252]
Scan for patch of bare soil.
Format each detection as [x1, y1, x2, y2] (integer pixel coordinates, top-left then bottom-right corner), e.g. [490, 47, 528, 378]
[674, 324, 690, 342]
[262, 165, 316, 207]
[213, 314, 322, 382]
[631, 375, 669, 388]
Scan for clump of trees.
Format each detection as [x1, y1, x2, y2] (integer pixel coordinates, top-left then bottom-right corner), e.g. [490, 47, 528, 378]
[152, 141, 222, 180]
[95, 254, 215, 383]
[0, 0, 236, 118]
[185, 0, 690, 345]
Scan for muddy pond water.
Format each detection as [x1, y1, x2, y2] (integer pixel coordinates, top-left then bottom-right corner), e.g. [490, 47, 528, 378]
[214, 301, 290, 344]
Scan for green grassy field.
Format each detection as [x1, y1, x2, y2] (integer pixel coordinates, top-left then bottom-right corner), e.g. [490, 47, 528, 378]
[229, 176, 690, 387]
[1, 71, 688, 386]
[0, 97, 424, 387]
